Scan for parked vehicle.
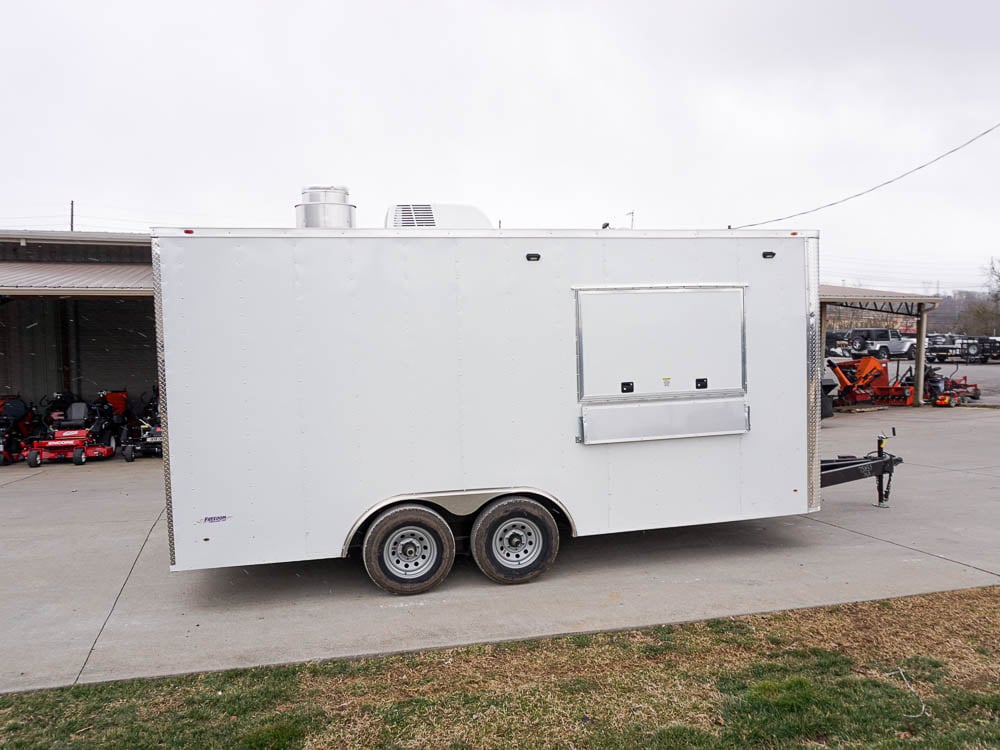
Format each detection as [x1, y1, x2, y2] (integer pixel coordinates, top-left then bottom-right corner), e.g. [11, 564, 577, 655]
[847, 328, 916, 360]
[153, 190, 901, 595]
[926, 333, 1000, 363]
[27, 393, 121, 466]
[898, 365, 981, 407]
[0, 397, 36, 465]
[827, 357, 980, 408]
[122, 389, 162, 461]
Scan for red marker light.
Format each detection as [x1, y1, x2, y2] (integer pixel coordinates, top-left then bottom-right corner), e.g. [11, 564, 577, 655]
[183, 229, 194, 234]
[790, 231, 798, 236]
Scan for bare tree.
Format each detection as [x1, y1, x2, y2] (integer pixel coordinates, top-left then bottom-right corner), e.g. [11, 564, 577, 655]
[955, 258, 1000, 335]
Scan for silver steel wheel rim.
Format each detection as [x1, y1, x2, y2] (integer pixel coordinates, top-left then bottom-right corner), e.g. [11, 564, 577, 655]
[383, 525, 437, 579]
[491, 517, 543, 568]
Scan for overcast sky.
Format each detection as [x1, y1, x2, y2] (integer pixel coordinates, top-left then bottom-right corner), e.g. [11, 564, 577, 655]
[3, 0, 998, 294]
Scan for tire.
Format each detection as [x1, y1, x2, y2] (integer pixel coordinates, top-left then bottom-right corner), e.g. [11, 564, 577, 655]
[967, 343, 980, 358]
[470, 496, 560, 585]
[821, 395, 834, 419]
[0, 452, 7, 467]
[906, 348, 915, 360]
[27, 450, 41, 468]
[971, 388, 982, 401]
[104, 434, 117, 456]
[73, 447, 86, 465]
[877, 346, 890, 360]
[850, 337, 868, 354]
[362, 504, 455, 595]
[936, 355, 948, 363]
[123, 445, 136, 462]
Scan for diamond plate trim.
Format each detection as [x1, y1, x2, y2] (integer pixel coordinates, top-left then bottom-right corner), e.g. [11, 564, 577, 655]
[805, 236, 821, 510]
[152, 239, 175, 565]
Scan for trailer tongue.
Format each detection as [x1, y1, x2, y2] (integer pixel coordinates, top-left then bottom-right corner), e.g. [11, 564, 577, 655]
[820, 432, 902, 508]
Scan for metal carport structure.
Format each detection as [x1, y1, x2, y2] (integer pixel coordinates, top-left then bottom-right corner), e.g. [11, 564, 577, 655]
[820, 284, 942, 406]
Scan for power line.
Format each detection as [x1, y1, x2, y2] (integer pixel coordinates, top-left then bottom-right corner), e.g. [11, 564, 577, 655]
[732, 119, 1000, 229]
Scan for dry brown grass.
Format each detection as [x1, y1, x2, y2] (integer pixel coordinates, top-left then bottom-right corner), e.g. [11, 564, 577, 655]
[135, 683, 200, 721]
[298, 586, 999, 749]
[748, 587, 999, 690]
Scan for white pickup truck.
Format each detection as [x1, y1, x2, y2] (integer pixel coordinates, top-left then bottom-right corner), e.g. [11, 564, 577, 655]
[847, 328, 916, 360]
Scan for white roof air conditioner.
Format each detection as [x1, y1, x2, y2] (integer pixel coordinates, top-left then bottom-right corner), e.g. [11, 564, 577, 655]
[386, 204, 492, 229]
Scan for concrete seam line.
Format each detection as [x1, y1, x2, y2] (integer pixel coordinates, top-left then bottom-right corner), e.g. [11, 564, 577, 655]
[74, 505, 166, 685]
[0, 472, 46, 488]
[803, 515, 1000, 578]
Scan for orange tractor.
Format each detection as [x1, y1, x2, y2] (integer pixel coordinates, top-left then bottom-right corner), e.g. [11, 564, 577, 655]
[827, 358, 980, 408]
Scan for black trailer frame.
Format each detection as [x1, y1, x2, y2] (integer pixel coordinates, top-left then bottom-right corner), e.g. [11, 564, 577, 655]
[820, 434, 901, 508]
[928, 336, 1000, 364]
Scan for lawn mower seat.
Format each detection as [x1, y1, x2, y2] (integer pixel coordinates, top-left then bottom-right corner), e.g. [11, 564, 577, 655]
[59, 401, 91, 429]
[1, 399, 28, 423]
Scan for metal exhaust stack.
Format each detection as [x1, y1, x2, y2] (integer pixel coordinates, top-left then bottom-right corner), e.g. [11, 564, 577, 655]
[295, 185, 356, 228]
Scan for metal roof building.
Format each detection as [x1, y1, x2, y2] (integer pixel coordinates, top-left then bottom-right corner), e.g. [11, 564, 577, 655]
[0, 230, 155, 405]
[0, 230, 152, 296]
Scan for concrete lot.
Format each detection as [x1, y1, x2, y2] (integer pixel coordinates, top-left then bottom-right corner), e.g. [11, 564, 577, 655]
[1, 396, 998, 693]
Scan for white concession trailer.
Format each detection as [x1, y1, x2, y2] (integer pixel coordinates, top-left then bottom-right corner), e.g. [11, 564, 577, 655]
[154, 223, 822, 594]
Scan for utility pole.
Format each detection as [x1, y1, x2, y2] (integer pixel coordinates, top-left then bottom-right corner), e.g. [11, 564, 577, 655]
[70, 200, 74, 231]
[626, 210, 634, 230]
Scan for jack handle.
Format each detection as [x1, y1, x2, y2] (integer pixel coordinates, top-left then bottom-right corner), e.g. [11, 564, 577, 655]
[875, 427, 897, 508]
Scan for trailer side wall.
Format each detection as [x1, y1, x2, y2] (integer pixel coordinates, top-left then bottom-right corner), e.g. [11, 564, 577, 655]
[155, 231, 818, 570]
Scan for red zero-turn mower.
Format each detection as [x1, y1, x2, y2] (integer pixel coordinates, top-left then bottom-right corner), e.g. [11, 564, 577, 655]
[898, 365, 981, 407]
[27, 394, 119, 467]
[0, 396, 36, 465]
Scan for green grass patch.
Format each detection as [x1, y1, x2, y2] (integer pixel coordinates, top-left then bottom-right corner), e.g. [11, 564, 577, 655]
[704, 617, 752, 636]
[719, 673, 923, 746]
[0, 666, 325, 750]
[900, 655, 948, 684]
[650, 624, 676, 641]
[491, 638, 541, 654]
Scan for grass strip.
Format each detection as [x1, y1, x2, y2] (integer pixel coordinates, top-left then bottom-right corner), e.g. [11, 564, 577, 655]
[1, 585, 997, 749]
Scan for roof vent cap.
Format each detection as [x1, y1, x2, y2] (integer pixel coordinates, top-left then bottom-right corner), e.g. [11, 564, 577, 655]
[296, 185, 356, 228]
